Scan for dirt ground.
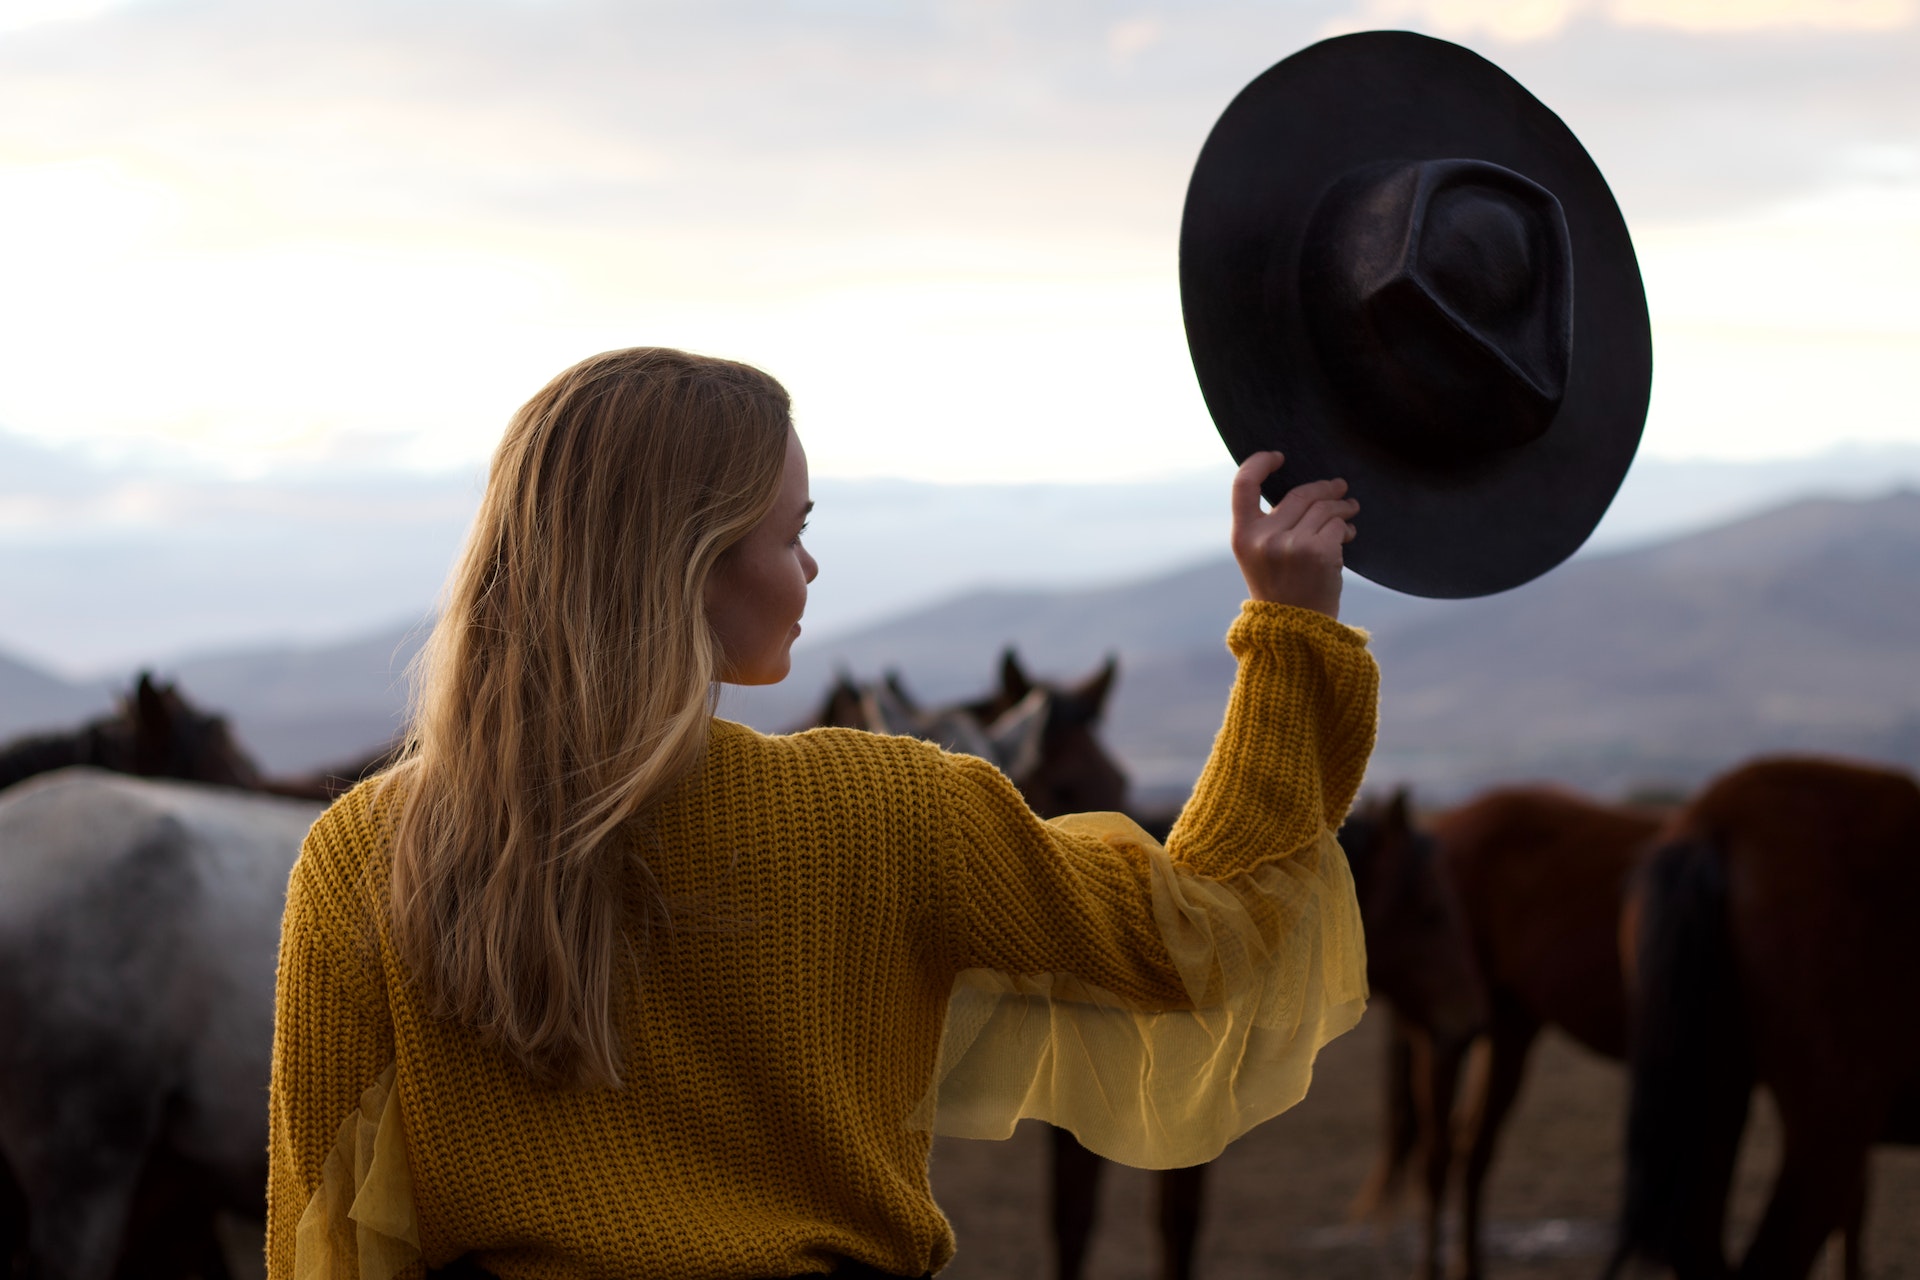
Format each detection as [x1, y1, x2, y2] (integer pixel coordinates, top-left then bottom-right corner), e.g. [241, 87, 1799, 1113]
[930, 1009, 1920, 1280]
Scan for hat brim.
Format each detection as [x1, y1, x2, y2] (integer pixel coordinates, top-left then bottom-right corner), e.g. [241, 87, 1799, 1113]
[1180, 31, 1652, 598]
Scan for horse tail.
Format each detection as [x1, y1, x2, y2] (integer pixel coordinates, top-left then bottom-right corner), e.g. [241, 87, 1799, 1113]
[1606, 835, 1752, 1279]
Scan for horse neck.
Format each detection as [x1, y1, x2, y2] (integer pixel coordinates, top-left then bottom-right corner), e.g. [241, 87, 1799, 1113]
[0, 728, 102, 792]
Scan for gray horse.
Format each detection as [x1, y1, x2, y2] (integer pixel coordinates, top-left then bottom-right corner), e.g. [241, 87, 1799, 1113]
[0, 767, 320, 1280]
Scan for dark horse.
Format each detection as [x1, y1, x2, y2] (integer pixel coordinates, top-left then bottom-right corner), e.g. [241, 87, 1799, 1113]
[0, 674, 263, 795]
[1608, 757, 1920, 1280]
[1356, 786, 1665, 1280]
[822, 654, 1485, 1280]
[0, 672, 395, 802]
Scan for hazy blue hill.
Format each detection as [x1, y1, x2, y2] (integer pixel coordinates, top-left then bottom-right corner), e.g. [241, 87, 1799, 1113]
[732, 490, 1920, 801]
[6, 490, 1918, 801]
[721, 571, 1456, 798]
[0, 647, 112, 740]
[1362, 490, 1920, 795]
[161, 625, 428, 773]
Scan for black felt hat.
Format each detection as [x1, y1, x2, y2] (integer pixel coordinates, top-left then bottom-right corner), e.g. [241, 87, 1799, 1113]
[1180, 30, 1652, 598]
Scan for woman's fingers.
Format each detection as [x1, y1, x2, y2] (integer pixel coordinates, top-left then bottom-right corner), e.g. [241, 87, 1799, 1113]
[1294, 496, 1361, 541]
[1226, 463, 1355, 618]
[1264, 477, 1351, 530]
[1230, 451, 1286, 528]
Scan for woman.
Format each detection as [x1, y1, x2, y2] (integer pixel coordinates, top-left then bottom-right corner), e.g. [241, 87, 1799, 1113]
[267, 346, 1376, 1280]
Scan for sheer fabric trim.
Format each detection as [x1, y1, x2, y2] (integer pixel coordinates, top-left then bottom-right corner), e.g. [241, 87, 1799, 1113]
[909, 812, 1368, 1169]
[294, 1063, 422, 1280]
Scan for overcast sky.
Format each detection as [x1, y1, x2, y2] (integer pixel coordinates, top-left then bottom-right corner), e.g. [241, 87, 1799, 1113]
[2, 0, 1917, 485]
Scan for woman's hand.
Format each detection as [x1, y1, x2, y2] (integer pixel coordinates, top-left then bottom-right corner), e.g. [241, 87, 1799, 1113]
[1230, 451, 1358, 620]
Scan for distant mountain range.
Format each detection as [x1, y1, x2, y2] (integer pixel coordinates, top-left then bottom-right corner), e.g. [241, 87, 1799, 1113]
[7, 424, 1920, 675]
[5, 490, 1919, 804]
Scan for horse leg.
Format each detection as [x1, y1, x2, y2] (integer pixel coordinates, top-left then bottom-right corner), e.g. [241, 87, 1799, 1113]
[1737, 1125, 1870, 1280]
[1049, 1127, 1105, 1280]
[1835, 1168, 1866, 1280]
[1456, 1006, 1537, 1280]
[20, 1143, 151, 1280]
[1, 1046, 170, 1280]
[1, 1154, 27, 1278]
[1156, 1163, 1207, 1280]
[1412, 1028, 1466, 1280]
[113, 1147, 234, 1280]
[1352, 1013, 1418, 1220]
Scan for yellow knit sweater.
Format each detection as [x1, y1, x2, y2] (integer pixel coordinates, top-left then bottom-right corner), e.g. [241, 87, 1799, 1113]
[266, 602, 1378, 1280]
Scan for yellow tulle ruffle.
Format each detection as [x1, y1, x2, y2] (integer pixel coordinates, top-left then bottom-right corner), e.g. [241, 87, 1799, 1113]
[909, 812, 1368, 1169]
[294, 1063, 422, 1280]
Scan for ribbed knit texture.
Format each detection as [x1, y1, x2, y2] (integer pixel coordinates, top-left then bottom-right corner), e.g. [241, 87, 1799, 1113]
[266, 601, 1378, 1280]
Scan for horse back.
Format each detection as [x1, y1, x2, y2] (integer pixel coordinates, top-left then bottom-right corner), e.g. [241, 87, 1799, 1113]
[0, 769, 321, 1183]
[0, 766, 316, 916]
[1430, 786, 1663, 1059]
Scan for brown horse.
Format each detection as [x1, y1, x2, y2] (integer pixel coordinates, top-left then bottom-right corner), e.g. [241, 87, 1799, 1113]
[0, 674, 263, 795]
[1052, 788, 1483, 1280]
[1608, 757, 1920, 1280]
[1356, 786, 1665, 1280]
[951, 656, 1485, 1280]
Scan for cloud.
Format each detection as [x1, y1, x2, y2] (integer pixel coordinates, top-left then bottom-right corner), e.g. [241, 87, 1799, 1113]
[0, 0, 1915, 481]
[0, 0, 147, 37]
[1335, 0, 1916, 42]
[1107, 15, 1164, 66]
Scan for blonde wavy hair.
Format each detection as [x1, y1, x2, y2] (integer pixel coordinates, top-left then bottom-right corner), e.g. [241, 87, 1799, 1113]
[384, 347, 791, 1087]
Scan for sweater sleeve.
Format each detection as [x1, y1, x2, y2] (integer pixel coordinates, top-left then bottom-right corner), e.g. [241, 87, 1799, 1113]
[1166, 601, 1378, 871]
[266, 801, 411, 1280]
[915, 601, 1378, 1168]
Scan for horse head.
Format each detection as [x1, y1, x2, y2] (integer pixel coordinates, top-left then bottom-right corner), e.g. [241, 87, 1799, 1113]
[801, 650, 1126, 819]
[968, 649, 1126, 821]
[118, 673, 265, 789]
[1340, 789, 1489, 1047]
[808, 670, 869, 730]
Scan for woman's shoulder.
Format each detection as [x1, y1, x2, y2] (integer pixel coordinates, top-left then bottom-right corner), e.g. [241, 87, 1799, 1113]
[708, 716, 956, 785]
[289, 773, 401, 926]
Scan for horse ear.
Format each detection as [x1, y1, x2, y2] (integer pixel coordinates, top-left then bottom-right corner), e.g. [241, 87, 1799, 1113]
[131, 671, 174, 775]
[884, 669, 920, 714]
[135, 672, 170, 728]
[1000, 649, 1032, 702]
[1386, 787, 1413, 832]
[1073, 655, 1118, 718]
